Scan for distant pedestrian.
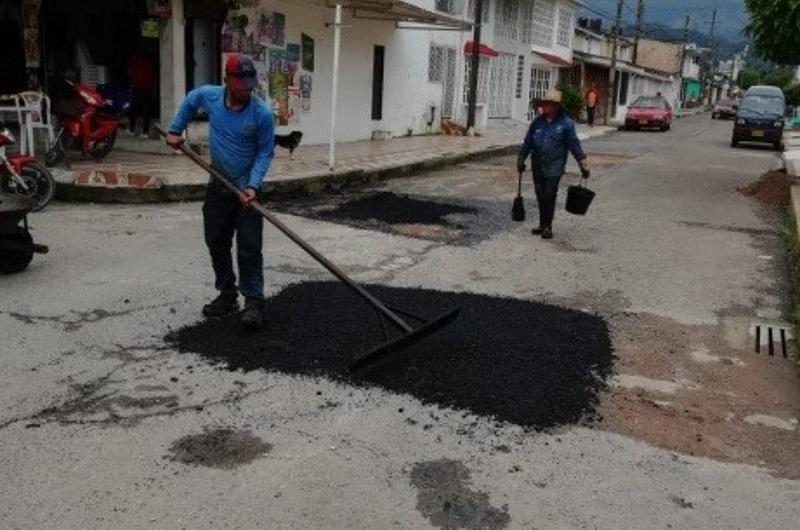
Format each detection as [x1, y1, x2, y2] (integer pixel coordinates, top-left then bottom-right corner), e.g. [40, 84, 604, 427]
[518, 89, 590, 240]
[584, 84, 600, 127]
[166, 54, 275, 329]
[127, 49, 157, 138]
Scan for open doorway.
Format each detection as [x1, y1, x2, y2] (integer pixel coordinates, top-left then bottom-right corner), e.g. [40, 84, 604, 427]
[0, 0, 26, 94]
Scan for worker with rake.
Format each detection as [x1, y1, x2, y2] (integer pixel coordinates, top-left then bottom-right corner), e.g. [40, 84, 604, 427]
[166, 54, 274, 329]
[518, 89, 590, 239]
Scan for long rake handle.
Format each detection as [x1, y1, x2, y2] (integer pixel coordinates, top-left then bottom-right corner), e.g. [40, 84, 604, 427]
[161, 127, 414, 334]
[517, 170, 523, 197]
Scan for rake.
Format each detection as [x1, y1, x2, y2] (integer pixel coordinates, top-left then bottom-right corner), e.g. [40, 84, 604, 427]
[157, 126, 460, 371]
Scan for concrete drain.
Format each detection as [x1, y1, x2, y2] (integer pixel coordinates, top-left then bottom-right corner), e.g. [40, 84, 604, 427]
[751, 323, 792, 358]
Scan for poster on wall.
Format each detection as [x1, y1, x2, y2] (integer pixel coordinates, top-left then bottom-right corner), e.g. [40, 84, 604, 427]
[222, 13, 257, 54]
[271, 13, 286, 47]
[299, 74, 312, 112]
[269, 72, 290, 126]
[288, 87, 301, 125]
[286, 44, 301, 63]
[301, 34, 315, 72]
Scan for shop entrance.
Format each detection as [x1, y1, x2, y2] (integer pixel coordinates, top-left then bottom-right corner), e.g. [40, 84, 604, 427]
[0, 0, 25, 94]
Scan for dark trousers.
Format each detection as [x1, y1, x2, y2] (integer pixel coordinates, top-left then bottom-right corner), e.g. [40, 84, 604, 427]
[130, 88, 155, 134]
[586, 105, 596, 126]
[202, 183, 264, 299]
[533, 174, 562, 229]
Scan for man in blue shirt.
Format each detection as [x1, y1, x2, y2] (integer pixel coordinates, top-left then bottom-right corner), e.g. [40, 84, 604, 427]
[518, 89, 590, 239]
[166, 54, 275, 328]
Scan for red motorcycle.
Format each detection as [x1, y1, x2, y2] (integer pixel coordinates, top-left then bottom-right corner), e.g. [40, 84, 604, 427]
[45, 79, 119, 167]
[0, 128, 55, 211]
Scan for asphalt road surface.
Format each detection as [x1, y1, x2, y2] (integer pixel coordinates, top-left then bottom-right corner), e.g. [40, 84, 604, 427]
[2, 115, 798, 529]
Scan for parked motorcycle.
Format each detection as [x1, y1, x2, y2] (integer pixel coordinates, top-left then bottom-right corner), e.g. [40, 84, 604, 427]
[45, 79, 121, 168]
[0, 128, 54, 211]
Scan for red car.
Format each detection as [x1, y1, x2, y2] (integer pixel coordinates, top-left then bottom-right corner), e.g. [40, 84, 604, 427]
[624, 96, 673, 131]
[712, 98, 738, 119]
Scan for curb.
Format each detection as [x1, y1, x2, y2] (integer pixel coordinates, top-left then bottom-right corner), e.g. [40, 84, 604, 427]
[55, 144, 521, 204]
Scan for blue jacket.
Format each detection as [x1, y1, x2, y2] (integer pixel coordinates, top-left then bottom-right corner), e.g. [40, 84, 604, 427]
[170, 85, 274, 190]
[519, 112, 586, 179]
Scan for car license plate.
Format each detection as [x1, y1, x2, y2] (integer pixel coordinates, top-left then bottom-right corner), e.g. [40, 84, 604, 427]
[638, 119, 648, 125]
[751, 129, 764, 137]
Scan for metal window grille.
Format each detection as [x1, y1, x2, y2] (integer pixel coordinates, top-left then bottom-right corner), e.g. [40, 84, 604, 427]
[519, 0, 534, 45]
[557, 7, 573, 47]
[528, 66, 552, 120]
[436, 0, 465, 15]
[531, 0, 555, 48]
[489, 53, 515, 118]
[467, 0, 490, 22]
[515, 55, 525, 98]
[463, 55, 489, 105]
[495, 0, 519, 40]
[429, 45, 444, 83]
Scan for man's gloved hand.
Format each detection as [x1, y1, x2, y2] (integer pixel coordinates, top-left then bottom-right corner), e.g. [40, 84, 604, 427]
[516, 157, 526, 174]
[166, 132, 184, 149]
[579, 160, 590, 179]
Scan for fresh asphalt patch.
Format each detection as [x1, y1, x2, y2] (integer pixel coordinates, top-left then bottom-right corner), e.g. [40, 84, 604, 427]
[267, 191, 506, 244]
[167, 282, 615, 428]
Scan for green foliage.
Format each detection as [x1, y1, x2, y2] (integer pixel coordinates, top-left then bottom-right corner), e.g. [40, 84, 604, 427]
[737, 69, 761, 90]
[761, 69, 794, 89]
[558, 83, 584, 120]
[785, 83, 800, 107]
[745, 0, 800, 65]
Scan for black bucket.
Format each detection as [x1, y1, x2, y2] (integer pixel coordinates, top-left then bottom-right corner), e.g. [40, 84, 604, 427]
[565, 182, 595, 215]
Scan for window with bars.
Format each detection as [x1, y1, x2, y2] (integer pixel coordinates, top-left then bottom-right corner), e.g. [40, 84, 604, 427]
[436, 0, 464, 15]
[495, 0, 519, 40]
[528, 66, 552, 118]
[429, 45, 445, 83]
[531, 0, 555, 48]
[519, 0, 534, 45]
[463, 55, 489, 105]
[556, 7, 573, 47]
[516, 55, 525, 98]
[467, 0, 490, 22]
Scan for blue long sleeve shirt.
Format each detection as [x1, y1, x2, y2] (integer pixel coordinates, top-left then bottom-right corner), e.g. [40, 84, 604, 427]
[169, 85, 274, 190]
[519, 112, 586, 179]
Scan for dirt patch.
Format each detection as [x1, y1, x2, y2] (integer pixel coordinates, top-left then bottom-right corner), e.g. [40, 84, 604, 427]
[598, 310, 800, 478]
[410, 459, 510, 530]
[585, 152, 632, 167]
[738, 169, 792, 209]
[168, 428, 272, 469]
[167, 281, 614, 428]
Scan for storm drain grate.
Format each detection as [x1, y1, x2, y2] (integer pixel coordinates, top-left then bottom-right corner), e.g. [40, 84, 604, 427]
[752, 323, 792, 358]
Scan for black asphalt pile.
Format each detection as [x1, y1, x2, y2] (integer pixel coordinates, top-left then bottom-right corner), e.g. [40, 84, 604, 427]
[318, 191, 477, 226]
[167, 282, 614, 428]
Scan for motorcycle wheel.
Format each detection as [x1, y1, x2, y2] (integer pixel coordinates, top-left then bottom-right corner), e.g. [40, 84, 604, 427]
[0, 227, 34, 274]
[90, 129, 117, 160]
[10, 161, 56, 212]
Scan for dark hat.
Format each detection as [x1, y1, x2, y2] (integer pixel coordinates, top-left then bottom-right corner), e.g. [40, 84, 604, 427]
[225, 54, 258, 91]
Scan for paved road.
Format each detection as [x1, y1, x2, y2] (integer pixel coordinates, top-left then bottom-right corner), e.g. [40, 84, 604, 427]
[2, 115, 798, 529]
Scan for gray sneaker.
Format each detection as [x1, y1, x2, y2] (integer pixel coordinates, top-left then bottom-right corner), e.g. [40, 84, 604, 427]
[241, 297, 265, 329]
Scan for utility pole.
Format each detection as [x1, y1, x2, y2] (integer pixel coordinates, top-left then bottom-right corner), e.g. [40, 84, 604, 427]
[707, 8, 717, 105]
[605, 0, 624, 124]
[466, 0, 483, 133]
[680, 15, 690, 107]
[632, 0, 645, 64]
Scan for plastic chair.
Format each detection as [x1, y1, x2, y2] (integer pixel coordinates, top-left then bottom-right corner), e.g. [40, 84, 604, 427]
[18, 91, 55, 157]
[0, 93, 27, 154]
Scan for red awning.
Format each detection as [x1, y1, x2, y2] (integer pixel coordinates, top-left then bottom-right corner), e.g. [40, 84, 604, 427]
[534, 51, 572, 67]
[464, 41, 499, 57]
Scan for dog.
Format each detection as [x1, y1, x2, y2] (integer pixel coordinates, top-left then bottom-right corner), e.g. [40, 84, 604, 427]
[275, 131, 303, 160]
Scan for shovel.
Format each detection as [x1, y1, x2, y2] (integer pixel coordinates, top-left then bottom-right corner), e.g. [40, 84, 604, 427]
[511, 170, 525, 222]
[156, 125, 460, 372]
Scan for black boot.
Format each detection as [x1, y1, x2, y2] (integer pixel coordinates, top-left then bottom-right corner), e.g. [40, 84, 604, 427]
[241, 297, 265, 329]
[541, 226, 553, 239]
[531, 227, 543, 235]
[202, 291, 239, 317]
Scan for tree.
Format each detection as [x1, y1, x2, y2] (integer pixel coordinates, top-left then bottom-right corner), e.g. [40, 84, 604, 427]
[745, 0, 800, 65]
[737, 69, 761, 90]
[761, 68, 794, 89]
[557, 84, 584, 121]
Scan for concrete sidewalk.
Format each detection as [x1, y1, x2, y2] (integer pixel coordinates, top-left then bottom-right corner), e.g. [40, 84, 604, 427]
[54, 124, 615, 203]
